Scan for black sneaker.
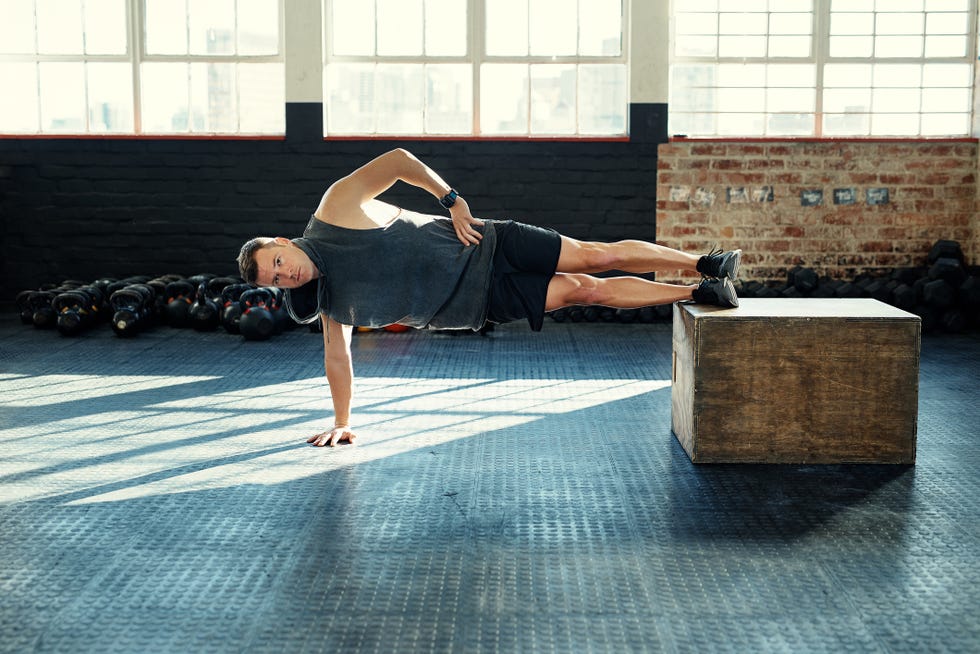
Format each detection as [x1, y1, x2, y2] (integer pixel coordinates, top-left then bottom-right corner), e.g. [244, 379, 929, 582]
[692, 277, 740, 308]
[697, 248, 742, 281]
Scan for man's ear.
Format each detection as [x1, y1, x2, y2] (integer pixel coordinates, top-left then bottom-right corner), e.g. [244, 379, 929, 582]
[273, 236, 292, 246]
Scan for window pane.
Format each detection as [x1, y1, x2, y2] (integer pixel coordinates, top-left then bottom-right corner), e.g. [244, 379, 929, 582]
[0, 0, 37, 54]
[876, 0, 923, 11]
[237, 0, 279, 55]
[425, 64, 471, 133]
[823, 112, 870, 136]
[718, 63, 764, 87]
[39, 62, 85, 131]
[830, 35, 873, 56]
[529, 0, 575, 56]
[189, 0, 235, 55]
[876, 13, 923, 34]
[920, 87, 969, 112]
[875, 35, 922, 57]
[190, 62, 236, 131]
[823, 88, 870, 112]
[331, 0, 374, 55]
[579, 64, 626, 134]
[767, 113, 813, 136]
[425, 0, 466, 56]
[720, 0, 764, 11]
[833, 0, 874, 10]
[486, 0, 527, 55]
[84, 0, 127, 54]
[925, 34, 966, 56]
[717, 113, 764, 135]
[767, 64, 815, 87]
[377, 0, 422, 56]
[768, 36, 810, 57]
[874, 64, 921, 87]
[239, 63, 285, 132]
[87, 62, 133, 132]
[872, 88, 921, 112]
[926, 12, 968, 33]
[377, 64, 423, 133]
[767, 88, 814, 112]
[0, 64, 40, 132]
[921, 113, 968, 134]
[530, 64, 574, 134]
[145, 0, 188, 54]
[675, 13, 718, 35]
[481, 63, 528, 134]
[579, 0, 620, 56]
[925, 0, 967, 9]
[923, 63, 971, 86]
[830, 12, 873, 35]
[719, 35, 766, 57]
[719, 87, 764, 112]
[872, 113, 919, 135]
[823, 64, 872, 87]
[719, 12, 767, 35]
[325, 63, 375, 133]
[675, 35, 717, 57]
[770, 12, 811, 34]
[37, 0, 84, 54]
[141, 62, 190, 132]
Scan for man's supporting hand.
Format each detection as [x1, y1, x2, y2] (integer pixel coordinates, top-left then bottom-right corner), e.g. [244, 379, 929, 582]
[307, 425, 357, 447]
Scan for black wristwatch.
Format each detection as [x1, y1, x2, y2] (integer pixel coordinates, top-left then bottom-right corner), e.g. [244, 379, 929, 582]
[439, 188, 458, 209]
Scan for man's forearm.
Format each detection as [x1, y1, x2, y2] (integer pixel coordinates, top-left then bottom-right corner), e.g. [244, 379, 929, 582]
[325, 358, 353, 426]
[397, 149, 454, 201]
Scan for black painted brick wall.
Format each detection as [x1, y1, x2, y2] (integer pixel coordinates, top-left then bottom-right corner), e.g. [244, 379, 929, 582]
[0, 103, 666, 302]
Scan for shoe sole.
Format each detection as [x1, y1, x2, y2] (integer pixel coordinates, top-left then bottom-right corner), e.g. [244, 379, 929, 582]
[725, 249, 742, 281]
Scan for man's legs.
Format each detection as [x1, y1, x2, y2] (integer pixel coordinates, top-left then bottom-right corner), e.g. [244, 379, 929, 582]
[545, 235, 737, 311]
[555, 236, 701, 275]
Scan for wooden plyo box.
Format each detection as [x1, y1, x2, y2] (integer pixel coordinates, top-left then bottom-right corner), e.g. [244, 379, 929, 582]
[671, 298, 920, 464]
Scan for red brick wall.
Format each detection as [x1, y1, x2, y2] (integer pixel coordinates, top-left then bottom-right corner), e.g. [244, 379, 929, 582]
[655, 139, 978, 284]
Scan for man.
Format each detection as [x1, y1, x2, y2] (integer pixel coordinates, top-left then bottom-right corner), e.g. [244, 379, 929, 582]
[238, 149, 740, 447]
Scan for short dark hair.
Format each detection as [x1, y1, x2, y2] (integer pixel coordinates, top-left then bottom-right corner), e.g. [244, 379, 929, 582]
[237, 237, 274, 284]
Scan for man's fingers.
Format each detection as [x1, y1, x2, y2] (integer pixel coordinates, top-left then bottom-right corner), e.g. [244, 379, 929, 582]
[307, 429, 357, 447]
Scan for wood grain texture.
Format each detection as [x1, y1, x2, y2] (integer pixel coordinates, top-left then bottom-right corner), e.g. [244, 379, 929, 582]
[671, 299, 920, 464]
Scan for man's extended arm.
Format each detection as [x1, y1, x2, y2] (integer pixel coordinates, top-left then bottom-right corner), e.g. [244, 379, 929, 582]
[307, 315, 356, 447]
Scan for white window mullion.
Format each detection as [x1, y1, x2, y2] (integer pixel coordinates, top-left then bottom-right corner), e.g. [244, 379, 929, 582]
[472, 0, 482, 135]
[130, 0, 143, 133]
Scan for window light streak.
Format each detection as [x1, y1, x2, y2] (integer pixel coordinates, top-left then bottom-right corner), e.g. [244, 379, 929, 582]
[0, 375, 670, 506]
[0, 374, 220, 407]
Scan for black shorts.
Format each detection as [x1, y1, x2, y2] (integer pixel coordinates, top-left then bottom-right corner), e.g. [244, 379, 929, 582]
[486, 220, 562, 331]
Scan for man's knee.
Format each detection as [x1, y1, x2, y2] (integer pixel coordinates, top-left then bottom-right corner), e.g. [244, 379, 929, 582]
[563, 274, 607, 305]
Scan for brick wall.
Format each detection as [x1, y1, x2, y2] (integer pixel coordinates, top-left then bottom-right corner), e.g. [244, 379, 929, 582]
[656, 139, 978, 284]
[0, 104, 666, 302]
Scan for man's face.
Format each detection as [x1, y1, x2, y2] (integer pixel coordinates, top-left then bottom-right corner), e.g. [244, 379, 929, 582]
[253, 238, 317, 289]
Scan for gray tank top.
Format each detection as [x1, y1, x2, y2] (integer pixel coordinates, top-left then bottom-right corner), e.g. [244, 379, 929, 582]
[285, 211, 497, 330]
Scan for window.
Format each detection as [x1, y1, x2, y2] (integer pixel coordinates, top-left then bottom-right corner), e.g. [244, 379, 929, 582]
[0, 0, 285, 135]
[669, 0, 976, 137]
[324, 0, 628, 137]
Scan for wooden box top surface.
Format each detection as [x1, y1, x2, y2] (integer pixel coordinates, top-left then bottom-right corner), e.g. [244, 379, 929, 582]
[679, 298, 920, 321]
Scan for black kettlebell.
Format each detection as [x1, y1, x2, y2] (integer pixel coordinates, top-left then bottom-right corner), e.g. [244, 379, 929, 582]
[189, 282, 221, 331]
[220, 283, 253, 334]
[239, 287, 276, 341]
[53, 289, 94, 336]
[164, 280, 195, 328]
[110, 284, 153, 337]
[16, 290, 35, 325]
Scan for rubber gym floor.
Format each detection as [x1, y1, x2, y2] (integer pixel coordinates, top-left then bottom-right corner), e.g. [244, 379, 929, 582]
[1, 312, 978, 654]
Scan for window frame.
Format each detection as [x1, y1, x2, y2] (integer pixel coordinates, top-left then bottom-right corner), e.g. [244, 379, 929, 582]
[321, 0, 631, 139]
[0, 0, 286, 137]
[668, 0, 978, 138]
